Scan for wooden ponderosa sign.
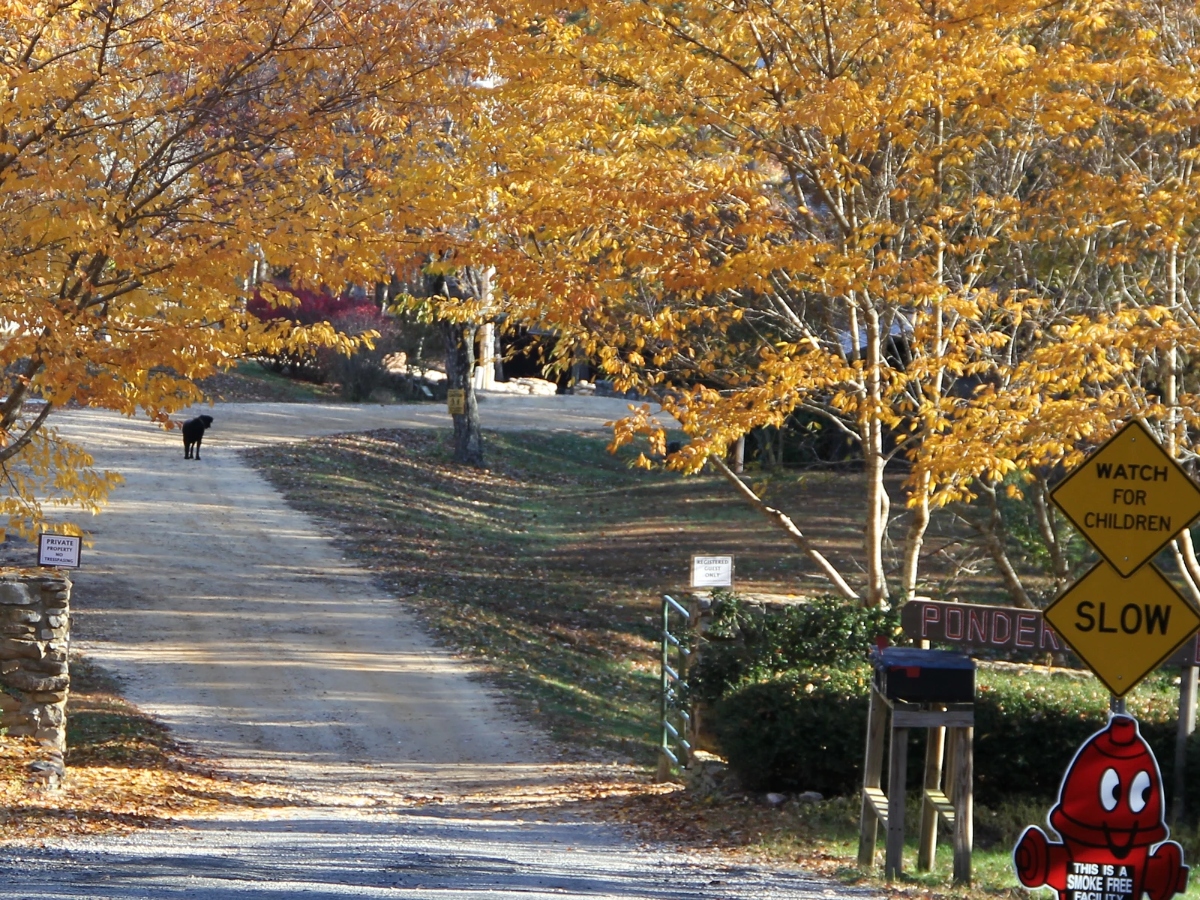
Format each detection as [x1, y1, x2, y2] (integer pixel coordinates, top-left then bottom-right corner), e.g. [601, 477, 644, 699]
[901, 600, 1200, 667]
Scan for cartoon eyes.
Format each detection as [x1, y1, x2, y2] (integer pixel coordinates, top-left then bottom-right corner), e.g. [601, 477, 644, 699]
[1101, 769, 1120, 811]
[1130, 771, 1152, 813]
[1099, 768, 1153, 812]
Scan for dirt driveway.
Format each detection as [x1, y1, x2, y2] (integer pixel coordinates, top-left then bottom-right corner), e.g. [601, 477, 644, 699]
[53, 396, 659, 794]
[4, 398, 875, 899]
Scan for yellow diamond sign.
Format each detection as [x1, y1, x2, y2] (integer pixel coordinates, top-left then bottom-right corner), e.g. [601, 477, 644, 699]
[1044, 560, 1200, 696]
[1052, 419, 1200, 576]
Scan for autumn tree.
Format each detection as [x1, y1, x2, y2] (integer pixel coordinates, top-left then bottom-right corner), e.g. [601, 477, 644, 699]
[0, 0, 466, 535]
[444, 0, 1200, 607]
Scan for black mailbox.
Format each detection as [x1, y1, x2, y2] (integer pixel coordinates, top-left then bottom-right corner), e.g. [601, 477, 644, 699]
[872, 647, 975, 704]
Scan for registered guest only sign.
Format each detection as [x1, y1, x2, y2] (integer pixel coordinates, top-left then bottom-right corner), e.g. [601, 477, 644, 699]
[691, 555, 733, 588]
[1047, 419, 1200, 696]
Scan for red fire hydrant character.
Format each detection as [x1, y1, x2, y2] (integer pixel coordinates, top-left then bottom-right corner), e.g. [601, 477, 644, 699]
[1014, 715, 1188, 900]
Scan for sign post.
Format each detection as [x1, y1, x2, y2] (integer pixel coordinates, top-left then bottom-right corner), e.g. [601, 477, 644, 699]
[446, 389, 466, 416]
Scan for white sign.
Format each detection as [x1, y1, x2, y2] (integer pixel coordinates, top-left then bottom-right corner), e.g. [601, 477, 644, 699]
[38, 533, 81, 569]
[691, 555, 733, 588]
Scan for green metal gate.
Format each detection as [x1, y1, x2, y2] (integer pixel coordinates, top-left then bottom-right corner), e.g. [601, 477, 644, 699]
[657, 593, 692, 781]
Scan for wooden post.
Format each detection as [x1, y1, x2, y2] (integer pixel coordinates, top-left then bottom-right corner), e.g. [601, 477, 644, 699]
[1172, 665, 1198, 825]
[733, 436, 745, 474]
[918, 725, 946, 871]
[952, 726, 974, 886]
[858, 687, 888, 868]
[885, 725, 909, 880]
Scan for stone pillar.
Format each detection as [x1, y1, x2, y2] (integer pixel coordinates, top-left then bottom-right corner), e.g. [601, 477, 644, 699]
[0, 573, 70, 775]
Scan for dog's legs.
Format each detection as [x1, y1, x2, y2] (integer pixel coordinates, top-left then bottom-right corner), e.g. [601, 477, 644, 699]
[195, 437, 202, 460]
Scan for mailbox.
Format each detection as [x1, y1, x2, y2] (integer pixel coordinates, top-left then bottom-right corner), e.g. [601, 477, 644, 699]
[871, 647, 975, 704]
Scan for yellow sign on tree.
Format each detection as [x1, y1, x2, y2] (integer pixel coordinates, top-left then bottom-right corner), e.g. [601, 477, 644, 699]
[1052, 420, 1200, 576]
[1044, 562, 1200, 697]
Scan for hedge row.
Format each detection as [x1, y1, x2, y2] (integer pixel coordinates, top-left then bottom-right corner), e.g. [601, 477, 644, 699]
[689, 594, 901, 705]
[711, 665, 1188, 807]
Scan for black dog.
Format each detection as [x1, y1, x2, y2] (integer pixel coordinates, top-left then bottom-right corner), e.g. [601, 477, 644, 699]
[182, 415, 213, 460]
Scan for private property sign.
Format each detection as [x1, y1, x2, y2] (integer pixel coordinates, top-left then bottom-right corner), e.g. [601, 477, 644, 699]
[37, 533, 81, 568]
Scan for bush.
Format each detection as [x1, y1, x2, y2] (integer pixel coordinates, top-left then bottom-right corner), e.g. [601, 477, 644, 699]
[712, 666, 1182, 804]
[249, 282, 392, 384]
[322, 307, 404, 401]
[712, 667, 872, 794]
[689, 594, 901, 705]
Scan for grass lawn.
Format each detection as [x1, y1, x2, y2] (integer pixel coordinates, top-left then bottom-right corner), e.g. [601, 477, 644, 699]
[241, 426, 1200, 899]
[198, 359, 344, 403]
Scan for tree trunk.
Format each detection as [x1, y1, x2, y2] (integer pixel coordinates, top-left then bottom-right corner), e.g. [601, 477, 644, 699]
[442, 319, 485, 467]
[709, 454, 860, 600]
[1030, 475, 1072, 595]
[901, 471, 930, 602]
[862, 304, 890, 607]
[975, 479, 1035, 609]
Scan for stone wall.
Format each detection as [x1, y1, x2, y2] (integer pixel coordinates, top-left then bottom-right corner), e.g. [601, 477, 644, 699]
[0, 573, 70, 766]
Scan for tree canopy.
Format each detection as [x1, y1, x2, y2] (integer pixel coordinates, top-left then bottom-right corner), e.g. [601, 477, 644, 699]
[8, 0, 1200, 606]
[435, 0, 1200, 604]
[0, 0, 468, 535]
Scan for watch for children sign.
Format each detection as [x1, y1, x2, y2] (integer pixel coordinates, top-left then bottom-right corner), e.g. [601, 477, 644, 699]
[1051, 419, 1200, 576]
[1047, 419, 1200, 697]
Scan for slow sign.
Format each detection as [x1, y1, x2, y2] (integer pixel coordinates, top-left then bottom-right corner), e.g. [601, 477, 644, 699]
[1044, 561, 1200, 696]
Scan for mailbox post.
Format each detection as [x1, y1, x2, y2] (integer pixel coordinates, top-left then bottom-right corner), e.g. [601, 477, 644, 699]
[859, 647, 976, 884]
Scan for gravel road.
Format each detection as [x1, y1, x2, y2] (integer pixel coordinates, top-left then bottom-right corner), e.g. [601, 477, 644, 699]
[3, 397, 877, 900]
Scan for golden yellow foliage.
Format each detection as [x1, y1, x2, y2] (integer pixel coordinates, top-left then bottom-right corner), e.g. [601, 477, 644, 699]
[0, 0, 470, 537]
[449, 0, 1200, 603]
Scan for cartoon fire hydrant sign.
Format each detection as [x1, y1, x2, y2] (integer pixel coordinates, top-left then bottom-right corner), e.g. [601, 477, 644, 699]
[1014, 716, 1189, 900]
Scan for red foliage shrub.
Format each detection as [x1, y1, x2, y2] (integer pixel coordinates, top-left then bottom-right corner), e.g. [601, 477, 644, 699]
[249, 281, 393, 383]
[247, 281, 379, 328]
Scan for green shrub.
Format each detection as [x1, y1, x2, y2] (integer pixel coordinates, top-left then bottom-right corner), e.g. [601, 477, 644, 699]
[712, 666, 1182, 804]
[712, 667, 872, 794]
[690, 594, 901, 705]
[974, 672, 1171, 803]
